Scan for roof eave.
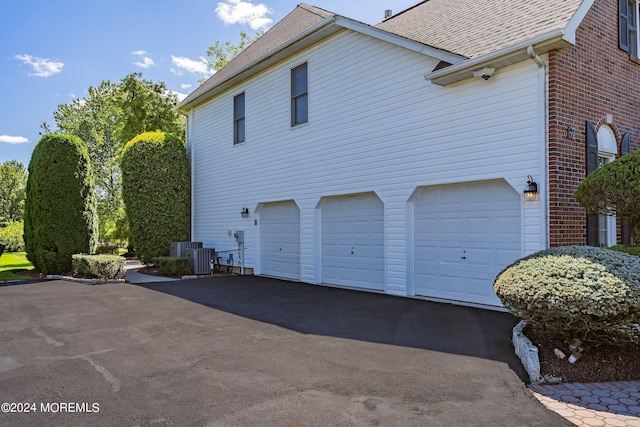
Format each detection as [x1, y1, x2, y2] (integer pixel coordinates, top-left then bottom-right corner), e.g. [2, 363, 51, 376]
[179, 16, 339, 111]
[424, 29, 572, 86]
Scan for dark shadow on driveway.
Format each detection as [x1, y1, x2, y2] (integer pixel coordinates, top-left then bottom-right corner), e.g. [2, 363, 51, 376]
[137, 275, 528, 381]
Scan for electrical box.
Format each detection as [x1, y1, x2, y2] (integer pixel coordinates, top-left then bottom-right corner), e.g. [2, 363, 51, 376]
[234, 230, 244, 243]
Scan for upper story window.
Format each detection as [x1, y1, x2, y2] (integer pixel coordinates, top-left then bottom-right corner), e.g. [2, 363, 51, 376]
[291, 63, 308, 126]
[619, 0, 639, 56]
[234, 92, 245, 144]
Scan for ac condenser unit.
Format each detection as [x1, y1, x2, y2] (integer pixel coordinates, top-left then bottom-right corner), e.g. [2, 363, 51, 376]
[170, 241, 203, 258]
[186, 248, 216, 275]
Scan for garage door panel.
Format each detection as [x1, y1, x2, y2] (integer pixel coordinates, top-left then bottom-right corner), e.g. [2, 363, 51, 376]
[414, 181, 521, 307]
[260, 201, 300, 280]
[321, 193, 385, 291]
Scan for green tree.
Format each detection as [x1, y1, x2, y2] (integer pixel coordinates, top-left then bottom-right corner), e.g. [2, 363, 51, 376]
[24, 134, 98, 274]
[574, 149, 640, 244]
[201, 31, 262, 82]
[43, 73, 185, 242]
[117, 72, 185, 144]
[120, 131, 190, 263]
[0, 160, 27, 224]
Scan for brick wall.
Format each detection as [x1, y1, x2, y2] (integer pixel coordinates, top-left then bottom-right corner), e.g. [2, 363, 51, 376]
[548, 0, 640, 246]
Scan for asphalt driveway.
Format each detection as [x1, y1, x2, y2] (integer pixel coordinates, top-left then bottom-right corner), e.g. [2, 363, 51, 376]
[0, 276, 572, 426]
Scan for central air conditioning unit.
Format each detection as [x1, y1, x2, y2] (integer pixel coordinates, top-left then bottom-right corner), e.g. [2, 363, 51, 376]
[170, 241, 203, 258]
[186, 248, 216, 275]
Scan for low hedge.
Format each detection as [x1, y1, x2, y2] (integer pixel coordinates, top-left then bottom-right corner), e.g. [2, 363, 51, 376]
[72, 254, 126, 280]
[95, 245, 119, 255]
[152, 256, 193, 277]
[494, 246, 640, 347]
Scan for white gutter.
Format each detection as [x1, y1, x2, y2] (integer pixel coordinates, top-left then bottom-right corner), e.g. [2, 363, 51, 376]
[425, 28, 572, 86]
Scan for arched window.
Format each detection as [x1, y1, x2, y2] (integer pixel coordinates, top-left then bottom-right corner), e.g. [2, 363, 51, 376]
[596, 125, 617, 247]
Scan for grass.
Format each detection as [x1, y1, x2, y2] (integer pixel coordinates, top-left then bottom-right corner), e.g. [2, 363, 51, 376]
[0, 252, 34, 281]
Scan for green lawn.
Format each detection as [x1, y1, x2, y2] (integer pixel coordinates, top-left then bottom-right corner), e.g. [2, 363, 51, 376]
[0, 252, 34, 281]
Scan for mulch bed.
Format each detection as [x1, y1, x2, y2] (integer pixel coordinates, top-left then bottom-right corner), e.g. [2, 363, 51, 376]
[138, 266, 234, 279]
[524, 323, 640, 383]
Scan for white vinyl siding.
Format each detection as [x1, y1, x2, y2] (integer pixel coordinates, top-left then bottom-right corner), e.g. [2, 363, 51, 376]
[188, 29, 545, 301]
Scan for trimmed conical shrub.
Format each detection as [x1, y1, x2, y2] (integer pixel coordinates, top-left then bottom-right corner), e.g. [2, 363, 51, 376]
[120, 131, 190, 264]
[24, 134, 98, 274]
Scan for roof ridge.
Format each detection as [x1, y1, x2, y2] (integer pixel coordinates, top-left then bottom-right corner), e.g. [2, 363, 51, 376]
[379, 0, 430, 23]
[298, 3, 335, 19]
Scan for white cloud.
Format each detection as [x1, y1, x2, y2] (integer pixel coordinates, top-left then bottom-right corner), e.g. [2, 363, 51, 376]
[134, 57, 155, 69]
[0, 135, 29, 144]
[171, 55, 212, 76]
[215, 0, 273, 30]
[132, 50, 154, 69]
[15, 54, 64, 77]
[180, 83, 192, 90]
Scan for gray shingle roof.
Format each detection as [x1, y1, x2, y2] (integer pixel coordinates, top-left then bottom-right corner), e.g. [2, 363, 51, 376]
[376, 0, 586, 58]
[181, 1, 590, 107]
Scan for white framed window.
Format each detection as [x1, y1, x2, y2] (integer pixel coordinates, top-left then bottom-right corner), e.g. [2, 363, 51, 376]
[291, 63, 308, 126]
[234, 92, 245, 145]
[596, 125, 618, 247]
[620, 0, 640, 56]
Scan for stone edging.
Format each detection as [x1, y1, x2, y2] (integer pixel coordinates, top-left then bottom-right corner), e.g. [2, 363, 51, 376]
[513, 320, 543, 384]
[46, 275, 125, 285]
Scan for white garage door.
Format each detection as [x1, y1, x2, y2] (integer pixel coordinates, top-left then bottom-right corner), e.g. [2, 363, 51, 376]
[414, 180, 521, 307]
[321, 193, 385, 290]
[260, 201, 300, 280]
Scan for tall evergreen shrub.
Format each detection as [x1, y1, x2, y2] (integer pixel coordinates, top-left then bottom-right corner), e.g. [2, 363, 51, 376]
[24, 134, 98, 274]
[120, 131, 190, 263]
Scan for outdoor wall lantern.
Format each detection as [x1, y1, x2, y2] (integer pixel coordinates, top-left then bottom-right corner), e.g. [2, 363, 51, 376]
[524, 176, 538, 202]
[241, 207, 249, 218]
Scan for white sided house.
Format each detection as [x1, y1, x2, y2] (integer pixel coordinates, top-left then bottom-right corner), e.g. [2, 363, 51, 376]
[180, 2, 592, 309]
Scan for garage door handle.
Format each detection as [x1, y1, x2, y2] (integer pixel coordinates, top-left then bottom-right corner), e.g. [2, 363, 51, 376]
[461, 256, 466, 260]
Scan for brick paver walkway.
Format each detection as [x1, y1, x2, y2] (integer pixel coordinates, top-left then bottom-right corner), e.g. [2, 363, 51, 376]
[529, 382, 640, 426]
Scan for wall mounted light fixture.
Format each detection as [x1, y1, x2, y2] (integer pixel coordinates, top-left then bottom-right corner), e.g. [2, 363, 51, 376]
[241, 207, 249, 218]
[524, 176, 538, 202]
[566, 126, 576, 140]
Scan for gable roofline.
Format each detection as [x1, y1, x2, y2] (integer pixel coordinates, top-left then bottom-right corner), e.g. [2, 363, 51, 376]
[179, 7, 465, 111]
[424, 0, 595, 86]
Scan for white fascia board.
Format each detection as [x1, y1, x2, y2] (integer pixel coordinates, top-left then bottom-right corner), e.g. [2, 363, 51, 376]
[334, 16, 466, 65]
[424, 28, 572, 86]
[563, 0, 596, 43]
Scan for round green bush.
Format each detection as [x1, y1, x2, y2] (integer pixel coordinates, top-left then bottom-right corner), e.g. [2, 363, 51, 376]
[494, 246, 640, 346]
[120, 131, 190, 264]
[24, 134, 98, 274]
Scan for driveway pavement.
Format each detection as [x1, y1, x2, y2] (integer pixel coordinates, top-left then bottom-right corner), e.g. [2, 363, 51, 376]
[0, 276, 572, 426]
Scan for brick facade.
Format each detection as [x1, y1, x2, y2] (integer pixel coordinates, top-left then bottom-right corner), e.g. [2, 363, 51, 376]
[548, 0, 640, 246]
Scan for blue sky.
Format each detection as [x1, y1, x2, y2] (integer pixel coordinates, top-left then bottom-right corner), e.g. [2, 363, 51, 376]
[1, 0, 417, 167]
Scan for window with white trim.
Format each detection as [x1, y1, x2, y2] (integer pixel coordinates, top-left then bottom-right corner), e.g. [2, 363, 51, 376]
[596, 125, 618, 247]
[234, 92, 245, 145]
[291, 63, 308, 126]
[619, 0, 639, 56]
